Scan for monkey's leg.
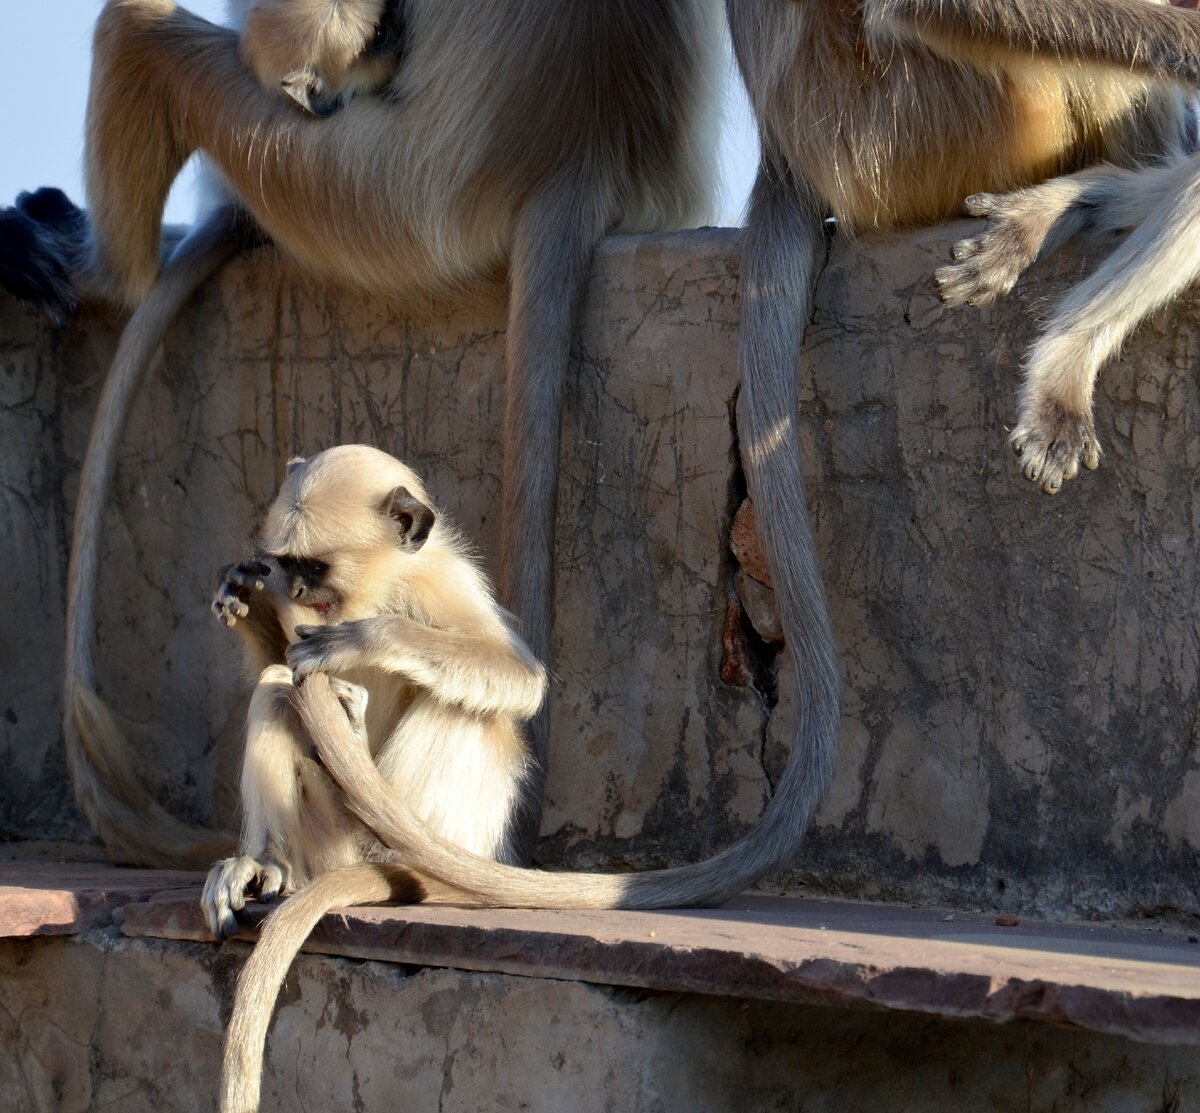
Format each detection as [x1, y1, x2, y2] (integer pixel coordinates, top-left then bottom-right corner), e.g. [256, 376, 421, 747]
[937, 156, 1198, 307]
[868, 0, 1200, 85]
[499, 181, 619, 859]
[203, 666, 305, 938]
[202, 669, 376, 936]
[86, 1, 208, 306]
[1012, 154, 1200, 492]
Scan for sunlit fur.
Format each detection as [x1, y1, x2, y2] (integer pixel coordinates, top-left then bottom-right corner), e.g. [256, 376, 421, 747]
[60, 0, 723, 871]
[203, 445, 542, 915]
[208, 446, 546, 1113]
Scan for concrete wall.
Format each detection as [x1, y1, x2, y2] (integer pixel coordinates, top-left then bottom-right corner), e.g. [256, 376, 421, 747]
[3, 932, 1197, 1113]
[2, 227, 1198, 922]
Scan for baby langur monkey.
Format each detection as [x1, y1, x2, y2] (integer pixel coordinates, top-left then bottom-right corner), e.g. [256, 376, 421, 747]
[240, 0, 406, 117]
[202, 444, 545, 939]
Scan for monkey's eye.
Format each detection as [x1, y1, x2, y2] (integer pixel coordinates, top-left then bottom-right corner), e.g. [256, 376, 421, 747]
[274, 555, 328, 579]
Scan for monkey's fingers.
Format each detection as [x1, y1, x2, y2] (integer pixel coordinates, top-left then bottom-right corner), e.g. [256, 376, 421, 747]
[287, 627, 348, 682]
[225, 564, 267, 592]
[211, 591, 249, 626]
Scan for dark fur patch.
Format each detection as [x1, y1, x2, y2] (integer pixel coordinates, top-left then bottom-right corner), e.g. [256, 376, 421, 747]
[0, 208, 76, 319]
[382, 486, 435, 551]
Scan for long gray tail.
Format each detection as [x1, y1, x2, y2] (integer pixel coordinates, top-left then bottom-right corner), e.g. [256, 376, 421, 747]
[498, 177, 620, 862]
[63, 206, 252, 868]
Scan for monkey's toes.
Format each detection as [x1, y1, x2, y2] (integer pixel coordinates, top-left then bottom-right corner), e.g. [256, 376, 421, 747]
[963, 193, 999, 218]
[254, 862, 287, 903]
[934, 259, 998, 308]
[1010, 403, 1101, 495]
[202, 856, 258, 938]
[329, 677, 370, 734]
[936, 230, 1027, 308]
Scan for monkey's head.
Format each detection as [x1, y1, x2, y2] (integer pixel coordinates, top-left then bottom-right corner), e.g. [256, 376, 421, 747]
[259, 445, 438, 626]
[241, 0, 405, 117]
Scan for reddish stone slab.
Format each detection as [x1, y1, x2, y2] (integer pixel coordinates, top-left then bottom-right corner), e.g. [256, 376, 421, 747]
[122, 889, 1200, 1047]
[0, 862, 204, 937]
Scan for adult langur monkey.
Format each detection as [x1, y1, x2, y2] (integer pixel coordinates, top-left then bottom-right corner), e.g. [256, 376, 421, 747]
[9, 0, 723, 870]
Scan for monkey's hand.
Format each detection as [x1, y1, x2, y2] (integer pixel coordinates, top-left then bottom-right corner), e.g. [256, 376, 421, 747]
[287, 622, 362, 681]
[934, 192, 1047, 309]
[211, 558, 274, 628]
[201, 854, 294, 939]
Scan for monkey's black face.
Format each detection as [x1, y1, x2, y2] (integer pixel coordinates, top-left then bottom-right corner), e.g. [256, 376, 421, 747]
[274, 555, 341, 615]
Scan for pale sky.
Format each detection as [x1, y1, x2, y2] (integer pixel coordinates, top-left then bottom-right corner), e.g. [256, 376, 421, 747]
[0, 3, 758, 227]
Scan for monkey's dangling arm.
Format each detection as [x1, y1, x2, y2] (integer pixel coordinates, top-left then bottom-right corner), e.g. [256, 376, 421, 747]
[867, 0, 1200, 86]
[286, 616, 547, 720]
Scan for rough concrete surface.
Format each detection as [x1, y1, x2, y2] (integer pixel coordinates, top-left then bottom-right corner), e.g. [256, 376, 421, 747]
[2, 931, 1199, 1113]
[2, 226, 1199, 922]
[0, 862, 203, 938]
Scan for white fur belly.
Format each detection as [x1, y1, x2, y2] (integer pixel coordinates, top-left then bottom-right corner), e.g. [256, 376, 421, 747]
[373, 695, 526, 863]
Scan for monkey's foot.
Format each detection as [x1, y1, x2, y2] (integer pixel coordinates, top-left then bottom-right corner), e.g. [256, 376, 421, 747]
[1010, 401, 1101, 494]
[0, 206, 76, 325]
[934, 192, 1044, 308]
[328, 677, 371, 746]
[201, 855, 293, 939]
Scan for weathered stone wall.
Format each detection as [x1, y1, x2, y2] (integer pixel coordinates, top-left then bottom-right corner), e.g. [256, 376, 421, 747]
[1, 226, 1198, 922]
[3, 932, 1198, 1113]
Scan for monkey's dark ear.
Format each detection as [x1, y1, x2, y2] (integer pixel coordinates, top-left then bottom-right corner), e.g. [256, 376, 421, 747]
[286, 456, 307, 475]
[381, 486, 435, 551]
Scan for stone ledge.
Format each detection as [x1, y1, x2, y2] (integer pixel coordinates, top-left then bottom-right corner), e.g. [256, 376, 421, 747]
[120, 880, 1200, 1048]
[6, 863, 1196, 1046]
[0, 862, 202, 938]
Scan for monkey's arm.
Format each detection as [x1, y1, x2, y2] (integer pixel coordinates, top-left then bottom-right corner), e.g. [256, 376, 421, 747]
[867, 0, 1200, 85]
[287, 617, 547, 720]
